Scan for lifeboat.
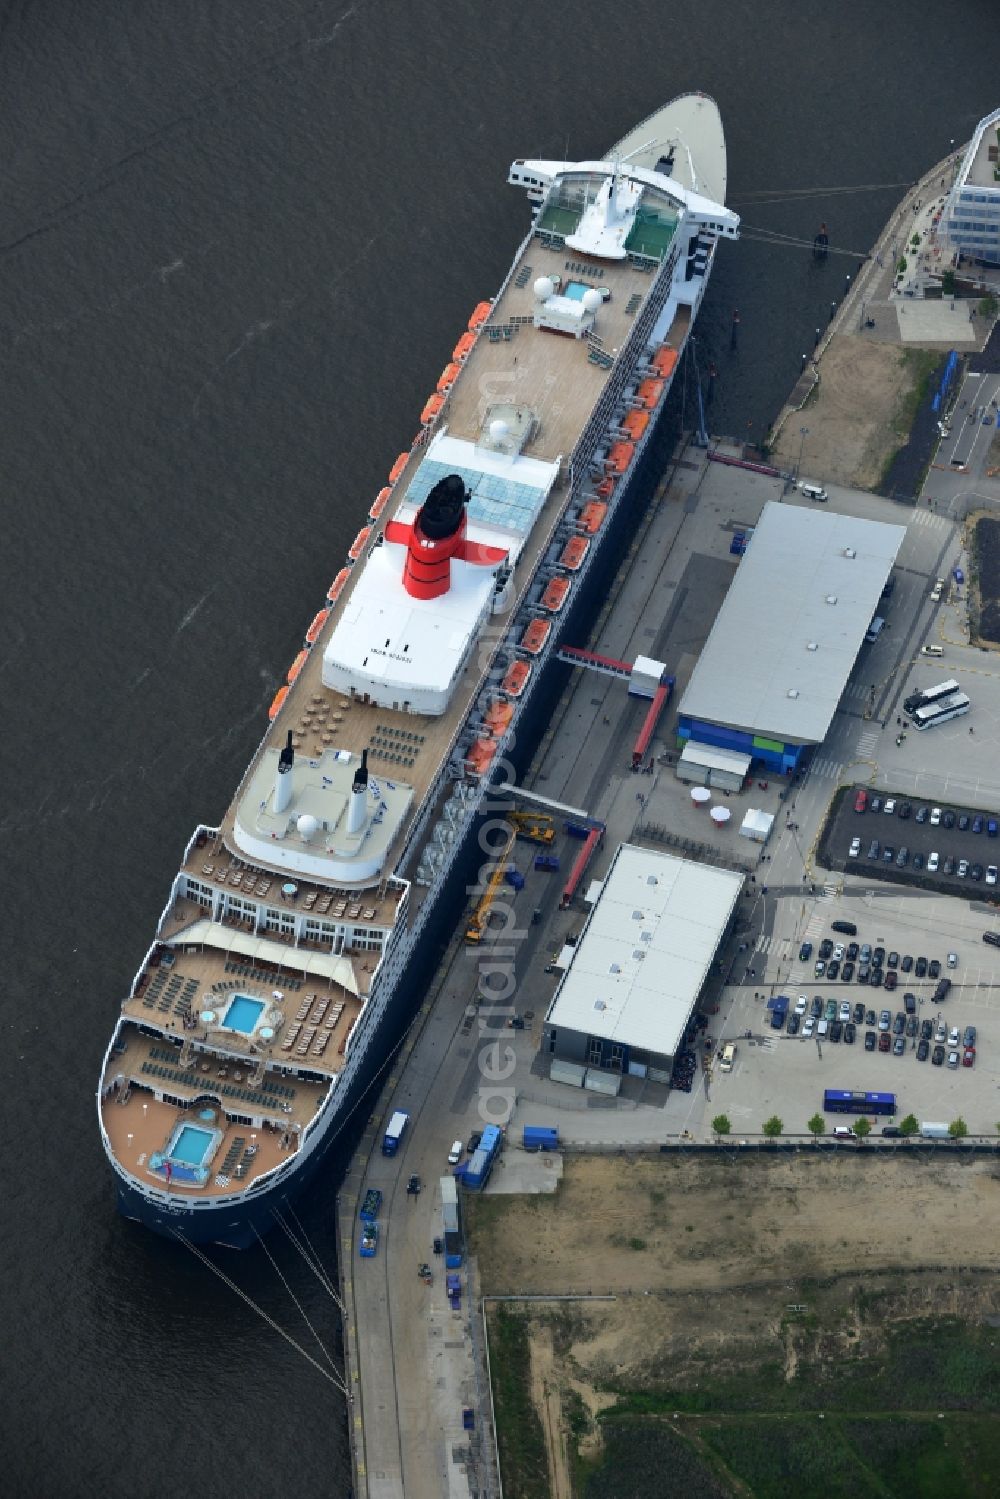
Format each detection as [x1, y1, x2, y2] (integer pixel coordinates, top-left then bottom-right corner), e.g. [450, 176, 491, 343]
[420, 392, 445, 425]
[468, 300, 492, 331]
[558, 536, 589, 572]
[304, 609, 330, 646]
[578, 501, 607, 535]
[485, 699, 515, 734]
[465, 737, 499, 777]
[520, 618, 551, 656]
[286, 649, 309, 685]
[369, 487, 392, 520]
[501, 660, 532, 698]
[541, 576, 571, 613]
[607, 441, 635, 475]
[437, 361, 461, 392]
[453, 330, 476, 361]
[595, 476, 616, 499]
[651, 345, 678, 378]
[637, 377, 665, 408]
[348, 526, 372, 561]
[268, 685, 289, 721]
[327, 568, 351, 602]
[622, 409, 650, 440]
[388, 451, 409, 484]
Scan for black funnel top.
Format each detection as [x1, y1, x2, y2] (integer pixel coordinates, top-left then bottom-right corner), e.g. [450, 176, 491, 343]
[419, 474, 467, 540]
[278, 729, 294, 771]
[353, 747, 369, 791]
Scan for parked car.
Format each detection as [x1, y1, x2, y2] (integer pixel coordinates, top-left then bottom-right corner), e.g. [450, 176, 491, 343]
[927, 852, 940, 872]
[915, 805, 929, 823]
[849, 836, 861, 858]
[963, 1047, 975, 1068]
[467, 1130, 482, 1154]
[915, 957, 928, 978]
[896, 848, 909, 867]
[900, 954, 913, 972]
[795, 994, 808, 1016]
[787, 1012, 800, 1036]
[858, 962, 870, 983]
[942, 809, 956, 829]
[916, 1039, 929, 1061]
[893, 1036, 905, 1056]
[853, 1002, 866, 1024]
[971, 863, 984, 882]
[932, 1044, 945, 1065]
[847, 943, 860, 962]
[958, 859, 969, 878]
[930, 806, 942, 826]
[832, 920, 858, 935]
[958, 814, 970, 832]
[893, 1012, 905, 1035]
[879, 1032, 891, 1052]
[947, 952, 958, 969]
[815, 960, 827, 978]
[870, 967, 884, 987]
[963, 1025, 977, 1048]
[884, 798, 896, 815]
[844, 1022, 856, 1044]
[868, 839, 880, 860]
[948, 1026, 960, 1048]
[819, 939, 834, 960]
[904, 992, 916, 1015]
[825, 998, 838, 1021]
[935, 1022, 947, 1045]
[928, 959, 941, 979]
[898, 801, 912, 820]
[864, 1030, 877, 1051]
[859, 944, 872, 963]
[887, 951, 899, 969]
[973, 815, 984, 834]
[802, 1016, 816, 1038]
[906, 1015, 918, 1037]
[983, 931, 1000, 948]
[827, 959, 841, 981]
[841, 961, 855, 983]
[987, 866, 998, 886]
[838, 1000, 851, 1023]
[448, 1139, 463, 1164]
[912, 852, 925, 870]
[811, 995, 823, 1018]
[878, 1009, 891, 1031]
[943, 856, 956, 876]
[832, 943, 845, 961]
[920, 1019, 933, 1041]
[873, 946, 886, 966]
[830, 1020, 843, 1042]
[882, 846, 895, 864]
[799, 942, 813, 962]
[865, 1009, 877, 1028]
[854, 789, 868, 813]
[884, 971, 897, 991]
[870, 796, 883, 813]
[947, 1050, 960, 1070]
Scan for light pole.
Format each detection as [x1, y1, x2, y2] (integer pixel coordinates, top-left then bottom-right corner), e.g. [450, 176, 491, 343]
[796, 426, 809, 484]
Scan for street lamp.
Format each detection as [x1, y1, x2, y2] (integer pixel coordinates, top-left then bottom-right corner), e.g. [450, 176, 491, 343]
[796, 426, 809, 483]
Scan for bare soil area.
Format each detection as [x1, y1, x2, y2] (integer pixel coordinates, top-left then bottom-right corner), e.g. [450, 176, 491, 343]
[771, 337, 925, 491]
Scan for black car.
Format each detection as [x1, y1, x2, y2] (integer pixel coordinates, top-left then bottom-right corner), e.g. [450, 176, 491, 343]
[406, 1174, 421, 1195]
[915, 956, 928, 978]
[847, 942, 860, 962]
[841, 961, 855, 983]
[958, 814, 970, 832]
[934, 977, 951, 1003]
[904, 992, 916, 1014]
[896, 848, 909, 867]
[942, 809, 956, 828]
[932, 1044, 945, 1066]
[844, 1022, 856, 1044]
[920, 1019, 933, 1041]
[870, 967, 884, 987]
[916, 1039, 930, 1061]
[887, 951, 899, 968]
[943, 856, 956, 875]
[864, 1029, 877, 1051]
[831, 920, 858, 936]
[853, 1001, 866, 1024]
[826, 959, 840, 981]
[883, 1126, 903, 1137]
[865, 1009, 877, 1027]
[915, 805, 929, 823]
[900, 954, 913, 973]
[898, 801, 912, 820]
[884, 970, 898, 991]
[906, 1015, 918, 1037]
[928, 959, 941, 979]
[984, 931, 1000, 948]
[868, 839, 880, 860]
[912, 852, 925, 870]
[870, 795, 883, 813]
[973, 815, 984, 834]
[799, 941, 813, 962]
[811, 995, 823, 1018]
[882, 846, 895, 863]
[873, 946, 886, 966]
[467, 1130, 483, 1154]
[819, 938, 834, 960]
[830, 1020, 843, 1042]
[893, 1036, 905, 1056]
[971, 863, 984, 882]
[787, 1012, 800, 1035]
[858, 962, 870, 983]
[893, 1012, 905, 1034]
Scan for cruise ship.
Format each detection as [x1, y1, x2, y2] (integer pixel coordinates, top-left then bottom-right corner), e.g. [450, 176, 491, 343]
[98, 95, 739, 1247]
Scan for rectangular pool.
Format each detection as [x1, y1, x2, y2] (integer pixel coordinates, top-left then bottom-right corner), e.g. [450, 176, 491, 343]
[171, 1125, 215, 1167]
[221, 995, 265, 1033]
[563, 280, 591, 301]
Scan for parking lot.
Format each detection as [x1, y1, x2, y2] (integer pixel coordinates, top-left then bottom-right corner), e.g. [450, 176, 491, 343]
[824, 786, 1000, 896]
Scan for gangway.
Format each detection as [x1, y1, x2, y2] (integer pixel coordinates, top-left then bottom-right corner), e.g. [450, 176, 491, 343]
[555, 645, 633, 681]
[465, 827, 517, 943]
[631, 680, 674, 768]
[494, 786, 590, 821]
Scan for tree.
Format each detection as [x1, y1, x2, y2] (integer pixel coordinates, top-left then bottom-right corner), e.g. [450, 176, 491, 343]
[712, 1114, 731, 1137]
[897, 256, 908, 276]
[899, 1114, 920, 1137]
[807, 1113, 826, 1138]
[762, 1115, 783, 1138]
[853, 1117, 871, 1139]
[941, 269, 957, 296]
[948, 1117, 968, 1139]
[978, 293, 998, 319]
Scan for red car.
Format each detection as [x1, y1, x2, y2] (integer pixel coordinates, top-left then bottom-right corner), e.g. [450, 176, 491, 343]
[854, 789, 868, 813]
[878, 1032, 891, 1052]
[963, 1047, 975, 1068]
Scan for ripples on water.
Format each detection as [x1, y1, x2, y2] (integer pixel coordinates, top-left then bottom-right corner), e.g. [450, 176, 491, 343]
[0, 1, 995, 1492]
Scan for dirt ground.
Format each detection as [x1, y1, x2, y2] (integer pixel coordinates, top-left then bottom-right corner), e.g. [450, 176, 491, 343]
[770, 336, 921, 491]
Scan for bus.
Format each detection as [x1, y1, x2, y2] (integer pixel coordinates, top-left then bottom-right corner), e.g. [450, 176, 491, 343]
[912, 691, 970, 730]
[903, 679, 960, 715]
[823, 1089, 896, 1116]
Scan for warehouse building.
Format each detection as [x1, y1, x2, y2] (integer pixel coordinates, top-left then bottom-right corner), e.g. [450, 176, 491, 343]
[543, 844, 743, 1086]
[678, 501, 905, 773]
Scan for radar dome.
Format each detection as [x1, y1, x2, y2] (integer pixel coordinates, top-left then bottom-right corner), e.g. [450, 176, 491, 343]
[489, 418, 509, 442]
[582, 288, 603, 313]
[533, 275, 555, 300]
[296, 813, 319, 840]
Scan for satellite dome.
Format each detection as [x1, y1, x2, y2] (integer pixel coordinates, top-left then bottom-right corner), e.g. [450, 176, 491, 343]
[533, 275, 555, 300]
[297, 813, 319, 840]
[489, 418, 509, 442]
[582, 288, 603, 313]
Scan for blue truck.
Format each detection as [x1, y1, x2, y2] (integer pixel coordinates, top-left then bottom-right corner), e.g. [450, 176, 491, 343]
[534, 854, 560, 872]
[360, 1188, 383, 1222]
[767, 995, 790, 1030]
[359, 1221, 379, 1258]
[523, 1125, 559, 1152]
[456, 1123, 503, 1190]
[382, 1110, 409, 1156]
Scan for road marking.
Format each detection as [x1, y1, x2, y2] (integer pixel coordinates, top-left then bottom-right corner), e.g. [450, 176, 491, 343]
[857, 730, 879, 757]
[755, 934, 773, 955]
[810, 756, 843, 781]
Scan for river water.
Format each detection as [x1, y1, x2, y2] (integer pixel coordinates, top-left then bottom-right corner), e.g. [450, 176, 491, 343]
[1, 2, 996, 1493]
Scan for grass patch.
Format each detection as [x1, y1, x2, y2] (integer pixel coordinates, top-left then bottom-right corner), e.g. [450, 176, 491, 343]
[487, 1306, 550, 1498]
[894, 348, 942, 437]
[701, 1417, 881, 1499]
[581, 1418, 733, 1498]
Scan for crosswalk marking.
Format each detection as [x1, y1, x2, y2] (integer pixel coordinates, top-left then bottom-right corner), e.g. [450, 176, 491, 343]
[844, 682, 869, 702]
[810, 756, 843, 781]
[910, 508, 949, 531]
[857, 730, 879, 757]
[804, 913, 825, 938]
[818, 882, 838, 902]
[755, 934, 773, 955]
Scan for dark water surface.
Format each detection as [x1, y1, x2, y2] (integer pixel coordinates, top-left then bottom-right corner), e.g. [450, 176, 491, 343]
[1, 2, 996, 1493]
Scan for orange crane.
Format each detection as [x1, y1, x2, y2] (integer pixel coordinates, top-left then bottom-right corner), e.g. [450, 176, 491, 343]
[507, 811, 555, 845]
[465, 827, 517, 942]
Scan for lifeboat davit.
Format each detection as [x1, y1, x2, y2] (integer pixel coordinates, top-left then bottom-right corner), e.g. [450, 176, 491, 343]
[596, 476, 616, 499]
[453, 330, 476, 361]
[541, 577, 571, 614]
[304, 609, 330, 646]
[651, 345, 678, 378]
[327, 568, 351, 602]
[622, 409, 650, 440]
[485, 699, 515, 735]
[268, 685, 289, 721]
[286, 649, 309, 685]
[607, 441, 635, 475]
[369, 487, 392, 520]
[466, 737, 499, 777]
[388, 451, 409, 485]
[558, 536, 589, 572]
[501, 660, 532, 698]
[348, 526, 372, 561]
[437, 361, 461, 392]
[578, 501, 607, 535]
[420, 392, 445, 425]
[637, 377, 665, 408]
[468, 300, 492, 331]
[519, 618, 551, 656]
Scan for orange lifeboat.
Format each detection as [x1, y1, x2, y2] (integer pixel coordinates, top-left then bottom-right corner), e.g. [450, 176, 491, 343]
[304, 609, 330, 646]
[607, 441, 635, 475]
[595, 476, 616, 499]
[437, 361, 461, 392]
[622, 409, 650, 440]
[369, 486, 392, 520]
[420, 392, 445, 425]
[348, 526, 372, 561]
[501, 660, 532, 698]
[466, 737, 499, 777]
[651, 345, 678, 378]
[268, 685, 289, 721]
[388, 451, 409, 484]
[558, 536, 589, 572]
[468, 300, 492, 331]
[286, 649, 309, 685]
[541, 577, 571, 613]
[578, 501, 607, 535]
[485, 699, 515, 734]
[453, 330, 476, 361]
[327, 568, 351, 602]
[637, 377, 665, 408]
[520, 618, 551, 656]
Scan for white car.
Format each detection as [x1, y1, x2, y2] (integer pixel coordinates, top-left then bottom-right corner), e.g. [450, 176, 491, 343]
[947, 1050, 960, 1070]
[930, 806, 942, 826]
[987, 866, 998, 886]
[947, 952, 958, 968]
[795, 995, 808, 1016]
[833, 943, 845, 961]
[838, 1001, 851, 1023]
[927, 852, 940, 872]
[884, 799, 896, 815]
[447, 1139, 463, 1165]
[849, 836, 861, 858]
[948, 1027, 960, 1048]
[816, 1019, 828, 1037]
[930, 579, 944, 602]
[802, 1016, 815, 1038]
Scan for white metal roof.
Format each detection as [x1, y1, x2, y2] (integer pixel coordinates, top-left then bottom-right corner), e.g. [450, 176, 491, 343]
[545, 845, 743, 1058]
[679, 501, 905, 744]
[172, 920, 360, 995]
[679, 741, 752, 775]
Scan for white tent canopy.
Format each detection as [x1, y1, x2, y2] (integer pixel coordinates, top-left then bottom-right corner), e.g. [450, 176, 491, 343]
[172, 919, 360, 995]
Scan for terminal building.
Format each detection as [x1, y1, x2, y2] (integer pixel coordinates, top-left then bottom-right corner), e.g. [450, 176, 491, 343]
[543, 844, 743, 1087]
[677, 501, 905, 774]
[940, 106, 1000, 270]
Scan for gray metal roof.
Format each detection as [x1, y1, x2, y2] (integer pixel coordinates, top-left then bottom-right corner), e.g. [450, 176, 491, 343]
[679, 501, 905, 745]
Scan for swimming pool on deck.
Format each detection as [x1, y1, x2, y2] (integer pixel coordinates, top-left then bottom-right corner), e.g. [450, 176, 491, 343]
[220, 994, 266, 1033]
[170, 1124, 216, 1167]
[563, 280, 592, 300]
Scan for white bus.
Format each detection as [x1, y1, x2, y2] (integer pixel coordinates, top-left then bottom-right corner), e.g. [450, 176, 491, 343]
[912, 691, 970, 730]
[903, 678, 960, 715]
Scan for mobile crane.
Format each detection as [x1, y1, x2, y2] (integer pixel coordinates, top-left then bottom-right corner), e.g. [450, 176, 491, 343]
[506, 811, 555, 845]
[465, 827, 517, 942]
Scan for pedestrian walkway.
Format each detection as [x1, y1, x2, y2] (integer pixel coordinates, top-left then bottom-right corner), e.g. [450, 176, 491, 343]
[810, 755, 843, 781]
[857, 729, 880, 757]
[909, 508, 950, 532]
